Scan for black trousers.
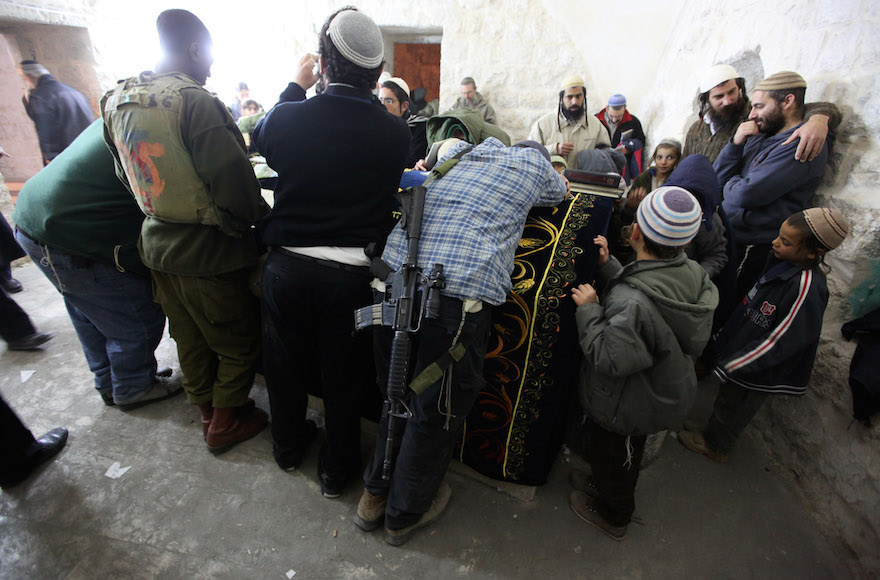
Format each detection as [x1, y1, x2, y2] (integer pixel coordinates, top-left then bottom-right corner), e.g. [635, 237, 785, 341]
[703, 381, 769, 453]
[365, 296, 491, 529]
[261, 250, 374, 478]
[0, 394, 39, 482]
[588, 420, 647, 527]
[0, 286, 36, 344]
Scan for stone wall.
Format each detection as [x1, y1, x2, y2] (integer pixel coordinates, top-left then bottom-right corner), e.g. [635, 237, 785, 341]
[0, 0, 877, 572]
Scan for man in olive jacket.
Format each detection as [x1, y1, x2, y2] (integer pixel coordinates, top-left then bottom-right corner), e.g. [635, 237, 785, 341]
[102, 9, 268, 453]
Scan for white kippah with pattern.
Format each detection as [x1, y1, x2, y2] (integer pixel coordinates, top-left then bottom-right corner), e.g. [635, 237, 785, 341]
[327, 10, 384, 69]
[636, 186, 702, 247]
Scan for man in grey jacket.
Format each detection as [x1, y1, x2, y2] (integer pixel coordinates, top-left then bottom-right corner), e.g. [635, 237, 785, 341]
[451, 77, 497, 125]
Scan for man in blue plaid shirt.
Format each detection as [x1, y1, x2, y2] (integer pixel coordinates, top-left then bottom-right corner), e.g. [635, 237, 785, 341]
[357, 137, 568, 546]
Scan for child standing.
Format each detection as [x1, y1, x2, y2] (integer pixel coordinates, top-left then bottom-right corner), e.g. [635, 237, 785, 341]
[608, 139, 682, 263]
[625, 138, 682, 210]
[570, 186, 719, 539]
[679, 208, 849, 462]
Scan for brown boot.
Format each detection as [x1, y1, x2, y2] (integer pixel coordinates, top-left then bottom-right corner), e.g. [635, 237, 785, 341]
[199, 400, 258, 440]
[206, 406, 268, 455]
[198, 404, 214, 440]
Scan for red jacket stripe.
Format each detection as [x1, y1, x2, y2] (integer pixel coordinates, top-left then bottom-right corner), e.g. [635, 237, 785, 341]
[724, 269, 813, 372]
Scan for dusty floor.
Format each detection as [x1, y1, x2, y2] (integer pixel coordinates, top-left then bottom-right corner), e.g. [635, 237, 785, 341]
[0, 262, 857, 579]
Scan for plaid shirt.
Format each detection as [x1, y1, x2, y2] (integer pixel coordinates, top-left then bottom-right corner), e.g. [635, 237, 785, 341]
[382, 138, 567, 305]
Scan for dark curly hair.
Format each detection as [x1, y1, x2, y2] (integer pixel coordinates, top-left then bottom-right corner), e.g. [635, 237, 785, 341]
[318, 7, 384, 92]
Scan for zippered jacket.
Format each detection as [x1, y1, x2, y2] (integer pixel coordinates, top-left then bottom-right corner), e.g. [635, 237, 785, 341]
[714, 256, 828, 395]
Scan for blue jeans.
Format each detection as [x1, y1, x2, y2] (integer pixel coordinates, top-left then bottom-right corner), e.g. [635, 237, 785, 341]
[15, 230, 166, 404]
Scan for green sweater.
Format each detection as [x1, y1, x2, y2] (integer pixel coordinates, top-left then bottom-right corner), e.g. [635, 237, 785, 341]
[13, 120, 149, 276]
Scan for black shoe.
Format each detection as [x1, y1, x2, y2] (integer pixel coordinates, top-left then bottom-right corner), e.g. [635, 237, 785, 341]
[319, 472, 345, 499]
[100, 391, 116, 406]
[318, 451, 357, 499]
[6, 332, 53, 351]
[155, 366, 173, 378]
[0, 427, 69, 489]
[274, 420, 317, 471]
[1, 277, 22, 293]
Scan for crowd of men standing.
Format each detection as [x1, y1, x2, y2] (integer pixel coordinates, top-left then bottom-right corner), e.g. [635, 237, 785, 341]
[1, 4, 842, 548]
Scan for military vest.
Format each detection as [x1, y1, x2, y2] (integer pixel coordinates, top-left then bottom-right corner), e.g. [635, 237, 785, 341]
[102, 72, 228, 231]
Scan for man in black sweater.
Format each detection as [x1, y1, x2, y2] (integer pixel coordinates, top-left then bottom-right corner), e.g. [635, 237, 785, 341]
[254, 7, 410, 498]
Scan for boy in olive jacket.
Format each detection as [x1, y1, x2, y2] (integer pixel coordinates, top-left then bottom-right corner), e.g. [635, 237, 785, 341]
[570, 186, 718, 539]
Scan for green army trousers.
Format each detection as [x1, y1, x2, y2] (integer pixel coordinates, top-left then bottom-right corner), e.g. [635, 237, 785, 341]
[151, 269, 260, 408]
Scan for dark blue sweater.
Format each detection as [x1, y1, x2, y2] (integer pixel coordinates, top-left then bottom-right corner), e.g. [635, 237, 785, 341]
[715, 123, 828, 245]
[255, 83, 410, 248]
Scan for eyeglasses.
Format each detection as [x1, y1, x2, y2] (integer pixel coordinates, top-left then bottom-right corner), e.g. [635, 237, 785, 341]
[380, 97, 397, 105]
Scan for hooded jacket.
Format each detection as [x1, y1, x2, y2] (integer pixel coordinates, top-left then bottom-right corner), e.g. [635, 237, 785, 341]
[577, 253, 718, 435]
[665, 154, 732, 279]
[426, 107, 511, 149]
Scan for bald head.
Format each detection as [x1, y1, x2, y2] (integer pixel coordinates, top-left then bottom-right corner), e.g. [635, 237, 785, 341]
[155, 9, 213, 85]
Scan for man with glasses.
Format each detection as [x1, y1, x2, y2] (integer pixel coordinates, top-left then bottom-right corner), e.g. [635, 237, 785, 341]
[379, 77, 428, 167]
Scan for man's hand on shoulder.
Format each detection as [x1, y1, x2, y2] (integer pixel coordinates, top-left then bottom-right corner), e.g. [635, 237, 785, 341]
[294, 53, 320, 92]
[782, 113, 829, 163]
[733, 121, 759, 145]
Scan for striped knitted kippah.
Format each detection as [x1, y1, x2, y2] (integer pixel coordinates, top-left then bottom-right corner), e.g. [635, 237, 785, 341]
[636, 186, 702, 247]
[802, 208, 849, 250]
[19, 61, 49, 77]
[754, 71, 807, 92]
[327, 10, 384, 69]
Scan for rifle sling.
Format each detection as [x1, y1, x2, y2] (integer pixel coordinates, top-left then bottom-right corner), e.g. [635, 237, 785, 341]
[403, 143, 477, 396]
[408, 336, 473, 396]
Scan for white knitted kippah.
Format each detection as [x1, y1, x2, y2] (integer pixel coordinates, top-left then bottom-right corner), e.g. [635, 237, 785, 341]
[636, 186, 702, 247]
[327, 10, 384, 69]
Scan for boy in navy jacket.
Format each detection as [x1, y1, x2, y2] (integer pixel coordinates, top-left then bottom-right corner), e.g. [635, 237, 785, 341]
[680, 208, 849, 461]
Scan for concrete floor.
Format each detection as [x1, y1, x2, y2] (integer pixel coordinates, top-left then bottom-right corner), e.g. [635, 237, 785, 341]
[0, 262, 857, 579]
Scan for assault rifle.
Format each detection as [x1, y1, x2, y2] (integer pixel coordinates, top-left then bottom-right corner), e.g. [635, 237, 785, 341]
[354, 185, 445, 480]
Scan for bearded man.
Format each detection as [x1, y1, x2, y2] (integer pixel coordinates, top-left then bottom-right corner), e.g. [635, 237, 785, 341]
[683, 64, 840, 163]
[714, 71, 830, 301]
[529, 74, 611, 168]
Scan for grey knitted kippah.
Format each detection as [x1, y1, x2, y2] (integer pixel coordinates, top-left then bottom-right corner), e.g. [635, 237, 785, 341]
[327, 10, 384, 69]
[20, 61, 49, 77]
